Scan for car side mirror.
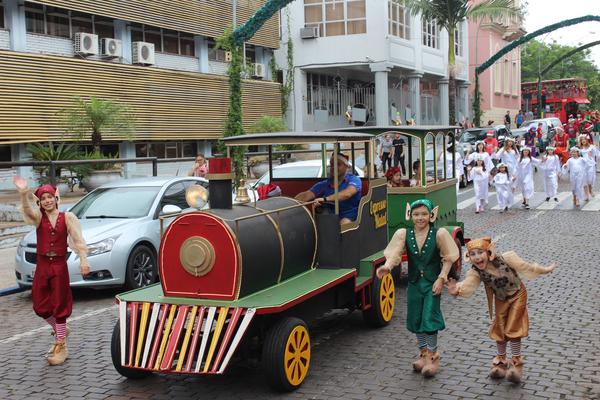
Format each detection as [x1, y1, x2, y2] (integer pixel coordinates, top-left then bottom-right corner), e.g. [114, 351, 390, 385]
[161, 204, 182, 215]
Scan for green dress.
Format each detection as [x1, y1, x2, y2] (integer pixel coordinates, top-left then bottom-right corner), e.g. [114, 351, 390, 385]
[405, 226, 445, 334]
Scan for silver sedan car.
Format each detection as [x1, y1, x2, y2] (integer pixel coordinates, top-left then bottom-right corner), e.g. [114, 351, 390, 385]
[15, 176, 208, 289]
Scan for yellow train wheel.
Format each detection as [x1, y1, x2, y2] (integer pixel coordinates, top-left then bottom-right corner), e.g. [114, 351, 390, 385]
[263, 317, 311, 392]
[379, 273, 395, 322]
[284, 326, 311, 386]
[363, 270, 396, 327]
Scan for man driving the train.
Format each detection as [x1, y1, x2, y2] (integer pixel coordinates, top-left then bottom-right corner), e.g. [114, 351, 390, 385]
[295, 152, 362, 224]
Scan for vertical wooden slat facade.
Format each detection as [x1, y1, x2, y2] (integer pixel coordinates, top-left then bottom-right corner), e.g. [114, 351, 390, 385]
[27, 0, 279, 49]
[0, 51, 282, 144]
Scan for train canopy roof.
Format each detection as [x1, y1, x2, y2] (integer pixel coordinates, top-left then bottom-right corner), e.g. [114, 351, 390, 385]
[222, 131, 375, 146]
[326, 126, 461, 138]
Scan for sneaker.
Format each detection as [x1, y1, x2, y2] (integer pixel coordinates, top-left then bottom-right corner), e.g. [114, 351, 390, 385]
[475, 210, 480, 214]
[545, 197, 550, 202]
[47, 340, 68, 366]
[525, 204, 530, 210]
[554, 197, 559, 202]
[504, 206, 509, 212]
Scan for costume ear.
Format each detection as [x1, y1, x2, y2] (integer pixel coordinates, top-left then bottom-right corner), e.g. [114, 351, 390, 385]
[33, 193, 40, 208]
[55, 187, 60, 205]
[429, 206, 439, 223]
[488, 243, 497, 261]
[405, 202, 411, 221]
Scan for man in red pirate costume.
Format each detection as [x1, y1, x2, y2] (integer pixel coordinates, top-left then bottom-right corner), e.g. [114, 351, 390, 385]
[13, 176, 89, 366]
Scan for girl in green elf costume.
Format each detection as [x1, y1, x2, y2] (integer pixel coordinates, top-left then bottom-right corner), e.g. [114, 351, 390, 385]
[377, 199, 459, 378]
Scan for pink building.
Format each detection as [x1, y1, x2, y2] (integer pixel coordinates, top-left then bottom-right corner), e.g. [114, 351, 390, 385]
[469, 1, 526, 127]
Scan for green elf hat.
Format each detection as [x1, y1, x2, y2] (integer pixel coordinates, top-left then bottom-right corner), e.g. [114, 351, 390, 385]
[405, 198, 439, 223]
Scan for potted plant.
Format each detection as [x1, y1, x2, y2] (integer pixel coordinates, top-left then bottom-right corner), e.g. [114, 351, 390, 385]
[59, 96, 135, 190]
[26, 141, 83, 192]
[74, 150, 122, 192]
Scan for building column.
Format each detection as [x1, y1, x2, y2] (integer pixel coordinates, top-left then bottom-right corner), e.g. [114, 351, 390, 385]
[291, 68, 306, 131]
[119, 142, 136, 178]
[407, 73, 422, 125]
[438, 78, 449, 125]
[114, 20, 131, 64]
[370, 62, 392, 126]
[5, 0, 26, 52]
[14, 144, 33, 182]
[196, 36, 209, 73]
[458, 81, 471, 122]
[263, 50, 273, 81]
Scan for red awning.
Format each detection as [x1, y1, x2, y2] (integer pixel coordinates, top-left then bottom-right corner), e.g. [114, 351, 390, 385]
[571, 98, 591, 104]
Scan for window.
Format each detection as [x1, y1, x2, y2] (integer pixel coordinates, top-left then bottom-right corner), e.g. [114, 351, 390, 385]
[503, 59, 509, 94]
[71, 11, 93, 35]
[0, 0, 5, 29]
[94, 16, 114, 38]
[24, 5, 114, 39]
[0, 145, 11, 162]
[304, 0, 366, 37]
[245, 44, 256, 64]
[422, 18, 439, 49]
[454, 23, 463, 57]
[388, 0, 410, 39]
[135, 142, 198, 158]
[25, 3, 45, 34]
[208, 38, 226, 62]
[45, 6, 69, 38]
[511, 61, 518, 95]
[493, 62, 501, 93]
[131, 24, 195, 56]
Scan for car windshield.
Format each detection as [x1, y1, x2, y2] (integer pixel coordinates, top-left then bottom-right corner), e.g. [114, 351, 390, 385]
[460, 130, 485, 143]
[70, 186, 161, 219]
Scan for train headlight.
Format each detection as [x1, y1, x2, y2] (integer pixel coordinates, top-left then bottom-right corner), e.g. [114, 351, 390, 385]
[186, 185, 209, 209]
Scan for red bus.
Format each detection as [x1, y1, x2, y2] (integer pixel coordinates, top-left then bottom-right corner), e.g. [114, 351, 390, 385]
[521, 78, 591, 124]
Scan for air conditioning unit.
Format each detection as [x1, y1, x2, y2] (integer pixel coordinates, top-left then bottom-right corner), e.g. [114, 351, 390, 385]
[252, 63, 266, 79]
[300, 26, 319, 39]
[101, 38, 122, 58]
[132, 41, 155, 65]
[74, 32, 99, 55]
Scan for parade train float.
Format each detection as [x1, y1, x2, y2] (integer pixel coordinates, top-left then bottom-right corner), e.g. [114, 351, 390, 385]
[111, 128, 466, 391]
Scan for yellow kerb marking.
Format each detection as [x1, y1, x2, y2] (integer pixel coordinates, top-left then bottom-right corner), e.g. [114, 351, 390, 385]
[134, 302, 151, 367]
[154, 304, 177, 370]
[203, 307, 229, 372]
[175, 306, 198, 371]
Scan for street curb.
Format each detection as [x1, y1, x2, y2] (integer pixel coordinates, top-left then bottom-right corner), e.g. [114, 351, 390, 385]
[0, 285, 27, 297]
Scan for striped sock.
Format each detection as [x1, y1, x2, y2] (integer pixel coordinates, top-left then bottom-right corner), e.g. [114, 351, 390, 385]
[55, 322, 67, 342]
[496, 341, 507, 356]
[510, 340, 521, 357]
[426, 334, 438, 352]
[45, 316, 56, 333]
[416, 333, 427, 349]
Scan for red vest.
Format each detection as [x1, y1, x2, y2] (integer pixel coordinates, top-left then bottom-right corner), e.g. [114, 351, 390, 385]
[36, 212, 68, 256]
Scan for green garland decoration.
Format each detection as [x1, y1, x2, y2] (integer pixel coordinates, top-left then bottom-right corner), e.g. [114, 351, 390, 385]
[476, 15, 600, 75]
[232, 0, 295, 45]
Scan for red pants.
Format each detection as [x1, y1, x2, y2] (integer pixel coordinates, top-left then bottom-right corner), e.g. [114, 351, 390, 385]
[32, 255, 72, 324]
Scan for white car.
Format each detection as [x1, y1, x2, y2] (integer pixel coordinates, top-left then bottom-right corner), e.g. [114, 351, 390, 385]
[15, 177, 208, 290]
[253, 159, 364, 188]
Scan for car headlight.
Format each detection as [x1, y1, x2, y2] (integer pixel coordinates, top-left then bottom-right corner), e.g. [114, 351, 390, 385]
[87, 236, 120, 256]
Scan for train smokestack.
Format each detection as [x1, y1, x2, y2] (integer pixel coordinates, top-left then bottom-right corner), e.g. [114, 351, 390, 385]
[207, 157, 233, 209]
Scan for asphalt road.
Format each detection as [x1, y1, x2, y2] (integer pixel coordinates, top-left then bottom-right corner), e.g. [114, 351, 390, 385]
[0, 181, 599, 400]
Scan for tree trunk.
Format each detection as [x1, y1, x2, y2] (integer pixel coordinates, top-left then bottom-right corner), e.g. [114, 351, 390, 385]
[92, 129, 102, 153]
[447, 26, 457, 125]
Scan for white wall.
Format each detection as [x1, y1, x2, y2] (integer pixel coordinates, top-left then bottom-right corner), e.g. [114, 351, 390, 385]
[0, 29, 10, 50]
[208, 60, 228, 75]
[154, 53, 199, 73]
[26, 33, 73, 56]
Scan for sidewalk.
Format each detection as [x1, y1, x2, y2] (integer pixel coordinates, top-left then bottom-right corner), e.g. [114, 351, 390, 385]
[0, 247, 17, 290]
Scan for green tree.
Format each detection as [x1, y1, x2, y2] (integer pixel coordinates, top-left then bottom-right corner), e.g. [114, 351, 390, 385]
[521, 40, 600, 109]
[404, 0, 520, 124]
[59, 96, 136, 152]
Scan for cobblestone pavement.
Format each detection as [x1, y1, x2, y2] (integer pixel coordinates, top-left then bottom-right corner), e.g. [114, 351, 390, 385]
[0, 206, 599, 400]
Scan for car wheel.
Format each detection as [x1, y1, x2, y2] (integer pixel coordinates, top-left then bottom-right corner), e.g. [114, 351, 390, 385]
[111, 321, 152, 379]
[125, 244, 157, 289]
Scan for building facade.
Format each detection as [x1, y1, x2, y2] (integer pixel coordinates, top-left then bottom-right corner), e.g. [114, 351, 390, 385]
[277, 0, 470, 133]
[0, 0, 281, 188]
[468, 0, 525, 128]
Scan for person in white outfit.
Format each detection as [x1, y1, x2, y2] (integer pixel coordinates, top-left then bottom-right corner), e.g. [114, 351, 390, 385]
[577, 135, 600, 200]
[540, 146, 561, 202]
[562, 147, 587, 207]
[468, 155, 490, 213]
[493, 138, 519, 188]
[493, 163, 513, 212]
[465, 141, 494, 172]
[516, 147, 540, 209]
[439, 143, 464, 194]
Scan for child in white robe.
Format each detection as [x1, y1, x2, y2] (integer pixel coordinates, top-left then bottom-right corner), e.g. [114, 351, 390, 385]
[540, 147, 561, 201]
[562, 147, 587, 207]
[493, 163, 513, 212]
[578, 135, 600, 200]
[468, 156, 489, 213]
[465, 141, 494, 172]
[516, 147, 540, 209]
[493, 138, 519, 188]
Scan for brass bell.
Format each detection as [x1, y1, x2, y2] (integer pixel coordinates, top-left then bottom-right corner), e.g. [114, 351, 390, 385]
[235, 179, 251, 204]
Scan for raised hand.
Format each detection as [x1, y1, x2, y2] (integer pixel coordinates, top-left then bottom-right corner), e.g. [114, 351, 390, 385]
[13, 176, 28, 192]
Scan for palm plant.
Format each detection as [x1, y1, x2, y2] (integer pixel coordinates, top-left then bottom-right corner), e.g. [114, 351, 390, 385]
[404, 0, 521, 124]
[59, 96, 136, 152]
[26, 141, 82, 181]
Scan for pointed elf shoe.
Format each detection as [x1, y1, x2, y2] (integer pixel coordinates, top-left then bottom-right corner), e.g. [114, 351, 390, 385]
[506, 355, 524, 383]
[412, 348, 429, 372]
[47, 340, 69, 366]
[421, 351, 440, 378]
[490, 355, 509, 379]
